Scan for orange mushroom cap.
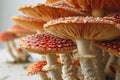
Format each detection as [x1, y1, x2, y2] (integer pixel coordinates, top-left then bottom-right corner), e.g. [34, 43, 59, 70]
[27, 61, 47, 76]
[11, 15, 46, 32]
[0, 31, 18, 42]
[44, 16, 120, 41]
[8, 24, 36, 36]
[18, 1, 86, 21]
[94, 39, 120, 57]
[20, 33, 76, 54]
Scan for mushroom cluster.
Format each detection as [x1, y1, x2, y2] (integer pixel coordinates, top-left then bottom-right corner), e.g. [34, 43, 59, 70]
[8, 0, 120, 80]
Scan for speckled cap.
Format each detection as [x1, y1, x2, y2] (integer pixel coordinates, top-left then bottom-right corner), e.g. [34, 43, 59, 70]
[27, 61, 47, 75]
[94, 39, 120, 57]
[19, 33, 76, 54]
[11, 15, 46, 32]
[18, 1, 86, 21]
[44, 16, 120, 41]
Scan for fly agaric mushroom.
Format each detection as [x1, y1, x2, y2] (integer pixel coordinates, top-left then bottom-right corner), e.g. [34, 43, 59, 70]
[20, 33, 78, 80]
[44, 16, 120, 80]
[0, 31, 19, 61]
[27, 61, 49, 80]
[94, 39, 120, 80]
[64, 0, 120, 17]
[11, 15, 46, 33]
[8, 24, 36, 36]
[18, 1, 86, 21]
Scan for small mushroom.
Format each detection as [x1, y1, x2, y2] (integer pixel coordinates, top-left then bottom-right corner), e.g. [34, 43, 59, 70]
[8, 24, 36, 36]
[11, 15, 46, 33]
[27, 61, 49, 80]
[18, 1, 86, 21]
[20, 33, 77, 80]
[44, 16, 120, 80]
[0, 31, 18, 61]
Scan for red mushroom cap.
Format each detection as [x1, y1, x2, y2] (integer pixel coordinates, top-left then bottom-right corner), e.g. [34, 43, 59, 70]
[94, 39, 120, 57]
[11, 15, 46, 32]
[0, 31, 18, 42]
[27, 61, 47, 76]
[44, 16, 120, 41]
[18, 1, 86, 21]
[8, 24, 36, 36]
[20, 33, 76, 54]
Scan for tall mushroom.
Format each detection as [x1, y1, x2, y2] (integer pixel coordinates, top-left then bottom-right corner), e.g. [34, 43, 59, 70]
[18, 1, 86, 21]
[27, 61, 49, 80]
[0, 31, 18, 61]
[44, 16, 120, 80]
[19, 33, 78, 80]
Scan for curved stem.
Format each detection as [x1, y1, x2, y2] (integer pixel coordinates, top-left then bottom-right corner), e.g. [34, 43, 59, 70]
[6, 42, 16, 59]
[39, 72, 49, 80]
[60, 53, 78, 80]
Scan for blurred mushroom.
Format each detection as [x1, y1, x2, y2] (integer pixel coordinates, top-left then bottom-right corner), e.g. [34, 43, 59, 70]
[64, 0, 120, 17]
[8, 24, 36, 36]
[0, 31, 18, 61]
[11, 15, 46, 33]
[20, 33, 78, 80]
[27, 61, 49, 80]
[18, 1, 86, 21]
[44, 16, 120, 80]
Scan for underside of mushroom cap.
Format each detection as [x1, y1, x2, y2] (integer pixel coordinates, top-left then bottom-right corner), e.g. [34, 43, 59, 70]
[8, 24, 36, 36]
[20, 33, 76, 54]
[64, 0, 120, 10]
[94, 39, 120, 57]
[0, 32, 18, 42]
[27, 61, 47, 76]
[18, 2, 86, 21]
[11, 15, 46, 32]
[44, 16, 120, 41]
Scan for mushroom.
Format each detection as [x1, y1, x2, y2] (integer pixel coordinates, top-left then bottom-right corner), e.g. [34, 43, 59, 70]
[64, 0, 120, 17]
[11, 15, 46, 33]
[27, 61, 49, 80]
[18, 1, 86, 21]
[44, 16, 120, 80]
[45, 0, 60, 4]
[94, 39, 120, 80]
[8, 24, 36, 36]
[0, 31, 19, 61]
[19, 33, 78, 80]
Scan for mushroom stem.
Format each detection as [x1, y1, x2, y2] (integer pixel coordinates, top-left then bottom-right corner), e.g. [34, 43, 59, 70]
[105, 54, 117, 79]
[90, 43, 105, 80]
[115, 71, 120, 80]
[92, 7, 104, 17]
[6, 41, 16, 59]
[45, 54, 62, 80]
[39, 72, 49, 80]
[102, 50, 109, 68]
[60, 52, 78, 80]
[75, 39, 98, 80]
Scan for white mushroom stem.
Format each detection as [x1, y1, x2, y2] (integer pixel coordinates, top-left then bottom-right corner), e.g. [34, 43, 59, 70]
[115, 57, 120, 80]
[45, 54, 62, 80]
[115, 71, 120, 80]
[102, 50, 109, 68]
[38, 72, 49, 80]
[60, 52, 78, 80]
[75, 39, 98, 80]
[90, 43, 105, 80]
[6, 41, 17, 59]
[105, 54, 117, 79]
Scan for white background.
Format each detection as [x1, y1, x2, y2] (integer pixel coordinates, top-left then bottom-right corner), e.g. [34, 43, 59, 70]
[0, 0, 45, 48]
